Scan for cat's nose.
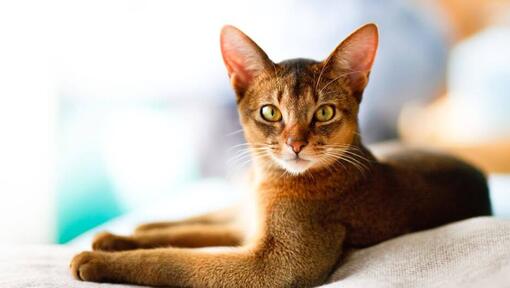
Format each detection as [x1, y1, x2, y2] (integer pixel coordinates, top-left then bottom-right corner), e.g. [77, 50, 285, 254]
[286, 137, 308, 154]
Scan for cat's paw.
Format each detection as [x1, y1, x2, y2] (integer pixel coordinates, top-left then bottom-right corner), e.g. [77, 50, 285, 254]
[70, 251, 108, 282]
[92, 231, 138, 251]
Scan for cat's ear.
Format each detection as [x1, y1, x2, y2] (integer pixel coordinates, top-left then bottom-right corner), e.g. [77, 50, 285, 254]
[322, 24, 379, 102]
[220, 25, 273, 100]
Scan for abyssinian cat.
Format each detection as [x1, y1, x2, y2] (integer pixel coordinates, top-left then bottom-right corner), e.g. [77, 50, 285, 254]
[71, 24, 491, 287]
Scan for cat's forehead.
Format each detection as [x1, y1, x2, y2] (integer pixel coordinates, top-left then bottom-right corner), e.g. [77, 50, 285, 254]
[254, 59, 318, 104]
[277, 58, 319, 92]
[257, 59, 350, 105]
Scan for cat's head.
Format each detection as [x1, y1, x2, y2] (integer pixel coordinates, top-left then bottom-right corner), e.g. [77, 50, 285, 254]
[221, 24, 378, 175]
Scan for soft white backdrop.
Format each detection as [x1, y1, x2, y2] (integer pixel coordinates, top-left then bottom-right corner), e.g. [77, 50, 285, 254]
[0, 0, 449, 243]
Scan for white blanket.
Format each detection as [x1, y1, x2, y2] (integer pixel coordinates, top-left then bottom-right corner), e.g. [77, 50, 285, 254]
[1, 217, 509, 288]
[324, 217, 510, 287]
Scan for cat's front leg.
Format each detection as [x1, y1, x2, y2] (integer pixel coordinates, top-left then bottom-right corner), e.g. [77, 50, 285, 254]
[92, 223, 243, 251]
[71, 233, 345, 288]
[71, 246, 270, 287]
[134, 206, 239, 233]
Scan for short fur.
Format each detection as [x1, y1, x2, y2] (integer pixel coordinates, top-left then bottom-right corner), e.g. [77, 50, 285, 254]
[71, 24, 491, 287]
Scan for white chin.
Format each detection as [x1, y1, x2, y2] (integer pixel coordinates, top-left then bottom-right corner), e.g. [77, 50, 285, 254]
[275, 158, 314, 175]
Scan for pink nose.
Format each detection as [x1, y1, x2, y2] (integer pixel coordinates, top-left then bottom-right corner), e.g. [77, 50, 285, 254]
[286, 137, 308, 154]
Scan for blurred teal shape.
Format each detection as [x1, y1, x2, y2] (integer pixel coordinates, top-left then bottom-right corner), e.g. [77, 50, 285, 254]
[56, 103, 200, 243]
[57, 147, 123, 243]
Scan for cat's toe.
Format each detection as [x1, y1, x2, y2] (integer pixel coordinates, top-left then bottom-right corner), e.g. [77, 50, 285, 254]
[70, 251, 107, 282]
[92, 231, 138, 251]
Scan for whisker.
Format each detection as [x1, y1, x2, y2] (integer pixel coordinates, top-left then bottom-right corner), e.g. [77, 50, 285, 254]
[318, 154, 339, 175]
[322, 150, 370, 177]
[325, 151, 370, 170]
[226, 148, 270, 166]
[318, 69, 370, 95]
[229, 148, 270, 159]
[315, 57, 332, 92]
[225, 129, 244, 137]
[226, 150, 270, 171]
[227, 142, 270, 152]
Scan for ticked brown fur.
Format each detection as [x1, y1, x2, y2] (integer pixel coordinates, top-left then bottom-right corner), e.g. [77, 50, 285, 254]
[71, 24, 491, 287]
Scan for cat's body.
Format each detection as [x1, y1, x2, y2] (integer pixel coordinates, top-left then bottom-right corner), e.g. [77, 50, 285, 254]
[71, 24, 491, 287]
[334, 145, 490, 247]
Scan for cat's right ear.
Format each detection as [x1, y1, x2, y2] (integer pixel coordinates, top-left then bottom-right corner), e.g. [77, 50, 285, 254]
[220, 25, 273, 100]
[321, 24, 379, 102]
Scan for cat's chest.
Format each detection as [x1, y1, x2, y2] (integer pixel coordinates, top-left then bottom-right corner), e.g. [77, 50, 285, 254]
[238, 187, 262, 243]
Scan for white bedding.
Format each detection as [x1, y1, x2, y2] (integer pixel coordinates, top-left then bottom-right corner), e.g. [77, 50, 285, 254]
[1, 217, 509, 288]
[324, 217, 510, 288]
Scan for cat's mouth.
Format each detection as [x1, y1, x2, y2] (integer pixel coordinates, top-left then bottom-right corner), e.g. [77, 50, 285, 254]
[281, 153, 312, 162]
[275, 154, 315, 174]
[286, 157, 310, 164]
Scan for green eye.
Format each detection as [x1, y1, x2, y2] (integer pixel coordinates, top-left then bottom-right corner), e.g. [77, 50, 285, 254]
[260, 105, 282, 122]
[315, 105, 335, 122]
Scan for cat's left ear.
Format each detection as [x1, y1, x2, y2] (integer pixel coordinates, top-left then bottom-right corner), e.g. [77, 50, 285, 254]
[322, 24, 379, 102]
[220, 25, 273, 100]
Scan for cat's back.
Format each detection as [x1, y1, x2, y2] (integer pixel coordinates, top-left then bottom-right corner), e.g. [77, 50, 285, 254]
[342, 142, 491, 247]
[370, 142, 486, 185]
[370, 142, 491, 230]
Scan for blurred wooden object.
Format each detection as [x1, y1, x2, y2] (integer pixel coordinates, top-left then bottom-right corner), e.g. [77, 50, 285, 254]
[436, 0, 510, 41]
[372, 138, 510, 175]
[438, 140, 510, 174]
[414, 0, 510, 43]
[398, 98, 510, 174]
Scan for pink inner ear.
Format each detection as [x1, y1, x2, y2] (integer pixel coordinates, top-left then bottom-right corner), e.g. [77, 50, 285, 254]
[221, 44, 254, 85]
[220, 25, 269, 92]
[337, 24, 379, 73]
[346, 40, 378, 72]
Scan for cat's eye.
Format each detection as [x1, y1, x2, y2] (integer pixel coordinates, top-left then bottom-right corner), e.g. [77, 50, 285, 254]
[315, 105, 336, 122]
[260, 105, 282, 122]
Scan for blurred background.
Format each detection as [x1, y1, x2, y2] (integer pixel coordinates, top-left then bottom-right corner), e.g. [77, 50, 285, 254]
[0, 0, 509, 245]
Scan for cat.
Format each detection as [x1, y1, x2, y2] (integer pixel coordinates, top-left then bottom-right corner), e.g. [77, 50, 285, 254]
[71, 23, 491, 287]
